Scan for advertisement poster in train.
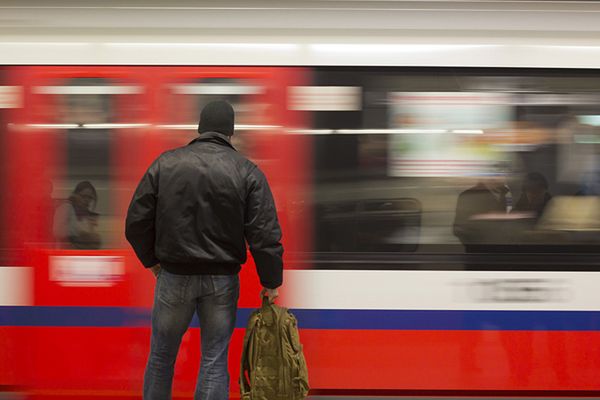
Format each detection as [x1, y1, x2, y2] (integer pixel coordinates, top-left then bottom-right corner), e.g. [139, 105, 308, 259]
[388, 92, 512, 177]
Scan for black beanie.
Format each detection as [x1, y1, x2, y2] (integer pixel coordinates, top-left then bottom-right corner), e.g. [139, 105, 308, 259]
[198, 100, 235, 136]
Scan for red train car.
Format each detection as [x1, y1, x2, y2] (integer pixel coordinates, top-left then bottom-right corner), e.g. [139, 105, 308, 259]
[1, 64, 600, 399]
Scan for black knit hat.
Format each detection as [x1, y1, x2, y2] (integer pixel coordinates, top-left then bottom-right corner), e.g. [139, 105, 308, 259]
[198, 100, 235, 136]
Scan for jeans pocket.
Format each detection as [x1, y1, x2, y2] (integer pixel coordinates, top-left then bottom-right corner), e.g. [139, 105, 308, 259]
[211, 275, 240, 304]
[158, 270, 191, 304]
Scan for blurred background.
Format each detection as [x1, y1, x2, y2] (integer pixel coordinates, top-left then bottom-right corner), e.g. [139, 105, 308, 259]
[1, 1, 600, 399]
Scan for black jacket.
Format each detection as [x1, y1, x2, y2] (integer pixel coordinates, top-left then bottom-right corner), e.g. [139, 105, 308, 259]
[513, 192, 552, 219]
[125, 131, 283, 289]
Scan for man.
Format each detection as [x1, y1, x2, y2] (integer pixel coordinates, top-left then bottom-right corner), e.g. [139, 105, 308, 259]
[453, 177, 508, 252]
[125, 100, 283, 400]
[513, 172, 552, 219]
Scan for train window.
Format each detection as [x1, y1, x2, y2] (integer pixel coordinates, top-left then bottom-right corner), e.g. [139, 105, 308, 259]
[311, 68, 600, 259]
[165, 77, 266, 157]
[37, 78, 142, 250]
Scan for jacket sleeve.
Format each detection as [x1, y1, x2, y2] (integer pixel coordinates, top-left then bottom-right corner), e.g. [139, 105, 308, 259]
[125, 159, 160, 268]
[244, 166, 284, 289]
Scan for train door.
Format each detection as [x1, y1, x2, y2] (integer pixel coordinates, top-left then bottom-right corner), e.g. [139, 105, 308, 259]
[146, 66, 310, 396]
[4, 66, 153, 398]
[0, 67, 31, 394]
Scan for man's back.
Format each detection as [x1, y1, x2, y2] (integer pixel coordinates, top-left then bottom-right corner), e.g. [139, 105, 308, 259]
[155, 134, 251, 271]
[126, 132, 283, 288]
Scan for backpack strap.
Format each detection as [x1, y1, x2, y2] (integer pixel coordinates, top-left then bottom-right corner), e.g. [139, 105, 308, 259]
[260, 298, 288, 396]
[278, 308, 290, 396]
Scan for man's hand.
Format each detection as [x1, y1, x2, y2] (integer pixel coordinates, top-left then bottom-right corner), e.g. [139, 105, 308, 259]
[260, 287, 279, 303]
[150, 264, 161, 278]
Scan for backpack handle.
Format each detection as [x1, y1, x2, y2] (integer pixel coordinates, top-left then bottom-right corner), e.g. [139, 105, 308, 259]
[261, 295, 273, 309]
[261, 296, 276, 325]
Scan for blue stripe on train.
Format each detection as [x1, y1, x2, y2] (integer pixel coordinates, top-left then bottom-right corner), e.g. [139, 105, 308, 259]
[1, 306, 600, 331]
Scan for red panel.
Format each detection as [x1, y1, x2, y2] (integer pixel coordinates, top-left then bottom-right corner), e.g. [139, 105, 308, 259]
[0, 327, 33, 387]
[299, 329, 600, 391]
[21, 327, 600, 396]
[3, 67, 60, 262]
[27, 327, 247, 398]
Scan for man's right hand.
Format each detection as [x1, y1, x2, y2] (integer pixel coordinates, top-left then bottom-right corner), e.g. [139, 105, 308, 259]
[150, 264, 161, 278]
[260, 287, 279, 303]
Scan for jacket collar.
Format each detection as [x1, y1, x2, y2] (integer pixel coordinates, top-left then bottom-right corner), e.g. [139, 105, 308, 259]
[189, 131, 236, 151]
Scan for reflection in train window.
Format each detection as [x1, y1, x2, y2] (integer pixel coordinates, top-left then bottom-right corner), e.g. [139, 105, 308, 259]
[311, 68, 600, 256]
[316, 198, 421, 252]
[43, 78, 139, 249]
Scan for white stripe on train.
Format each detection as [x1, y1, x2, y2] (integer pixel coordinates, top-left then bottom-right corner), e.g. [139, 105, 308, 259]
[283, 269, 600, 312]
[0, 267, 33, 306]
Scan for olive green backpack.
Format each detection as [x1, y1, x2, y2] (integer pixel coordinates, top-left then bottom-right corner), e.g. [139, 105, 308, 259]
[240, 297, 309, 400]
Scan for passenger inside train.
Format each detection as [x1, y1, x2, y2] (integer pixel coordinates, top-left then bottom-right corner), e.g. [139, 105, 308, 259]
[513, 172, 552, 219]
[453, 174, 510, 252]
[52, 180, 102, 250]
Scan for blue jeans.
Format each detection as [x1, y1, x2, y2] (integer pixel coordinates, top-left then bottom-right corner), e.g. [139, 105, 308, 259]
[143, 270, 240, 400]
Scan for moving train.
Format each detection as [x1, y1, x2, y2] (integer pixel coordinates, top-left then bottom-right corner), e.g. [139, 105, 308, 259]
[1, 1, 600, 398]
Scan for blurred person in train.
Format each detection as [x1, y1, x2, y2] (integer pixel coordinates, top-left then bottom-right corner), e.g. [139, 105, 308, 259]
[52, 180, 102, 249]
[513, 172, 552, 219]
[125, 100, 283, 400]
[453, 165, 511, 252]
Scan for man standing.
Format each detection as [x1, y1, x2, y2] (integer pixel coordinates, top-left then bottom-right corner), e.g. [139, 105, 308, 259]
[125, 100, 283, 400]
